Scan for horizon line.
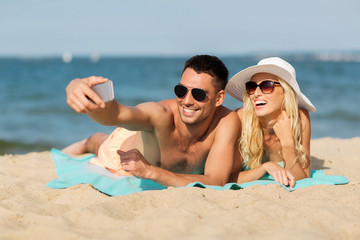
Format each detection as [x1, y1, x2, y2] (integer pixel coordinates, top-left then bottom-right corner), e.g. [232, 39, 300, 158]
[1, 49, 360, 58]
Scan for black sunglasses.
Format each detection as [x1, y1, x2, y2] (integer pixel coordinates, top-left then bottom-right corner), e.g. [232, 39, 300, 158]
[174, 84, 207, 102]
[245, 80, 281, 95]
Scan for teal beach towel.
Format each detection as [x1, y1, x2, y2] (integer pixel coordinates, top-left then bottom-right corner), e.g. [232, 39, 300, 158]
[48, 149, 349, 196]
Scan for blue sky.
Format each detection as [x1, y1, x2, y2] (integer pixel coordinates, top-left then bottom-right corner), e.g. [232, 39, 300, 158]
[1, 0, 359, 56]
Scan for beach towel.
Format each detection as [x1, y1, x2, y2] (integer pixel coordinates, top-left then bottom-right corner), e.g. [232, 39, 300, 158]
[48, 148, 349, 196]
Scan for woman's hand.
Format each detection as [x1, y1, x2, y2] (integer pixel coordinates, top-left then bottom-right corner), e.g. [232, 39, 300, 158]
[273, 111, 294, 148]
[262, 161, 295, 189]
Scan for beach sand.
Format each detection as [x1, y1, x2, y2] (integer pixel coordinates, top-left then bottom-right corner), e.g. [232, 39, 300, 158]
[0, 137, 359, 240]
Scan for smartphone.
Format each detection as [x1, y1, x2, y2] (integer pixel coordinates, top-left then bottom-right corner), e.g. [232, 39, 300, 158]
[91, 80, 115, 102]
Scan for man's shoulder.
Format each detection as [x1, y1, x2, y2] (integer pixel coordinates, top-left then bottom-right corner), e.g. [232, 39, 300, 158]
[235, 107, 244, 121]
[214, 106, 240, 129]
[210, 106, 240, 143]
[158, 99, 176, 107]
[137, 99, 176, 125]
[156, 99, 178, 115]
[216, 105, 239, 121]
[138, 99, 175, 112]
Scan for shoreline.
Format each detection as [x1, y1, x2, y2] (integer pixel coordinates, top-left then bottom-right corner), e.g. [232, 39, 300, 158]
[1, 137, 359, 239]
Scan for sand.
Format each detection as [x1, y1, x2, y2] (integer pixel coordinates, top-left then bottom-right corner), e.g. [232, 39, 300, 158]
[0, 137, 359, 240]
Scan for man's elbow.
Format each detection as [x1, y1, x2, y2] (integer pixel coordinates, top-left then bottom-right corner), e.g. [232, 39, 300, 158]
[216, 179, 228, 187]
[204, 175, 228, 186]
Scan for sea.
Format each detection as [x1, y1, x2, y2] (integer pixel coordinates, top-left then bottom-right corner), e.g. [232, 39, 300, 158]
[1, 53, 360, 154]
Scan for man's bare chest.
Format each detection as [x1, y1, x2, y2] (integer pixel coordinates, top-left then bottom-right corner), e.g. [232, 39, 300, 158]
[158, 135, 212, 174]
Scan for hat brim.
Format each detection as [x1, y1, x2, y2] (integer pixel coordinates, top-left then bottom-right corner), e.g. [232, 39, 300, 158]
[225, 64, 316, 112]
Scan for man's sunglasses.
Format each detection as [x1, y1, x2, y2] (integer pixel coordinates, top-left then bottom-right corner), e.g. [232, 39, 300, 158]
[174, 84, 207, 102]
[245, 80, 281, 95]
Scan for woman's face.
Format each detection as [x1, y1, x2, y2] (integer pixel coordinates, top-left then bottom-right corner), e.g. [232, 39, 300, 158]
[248, 72, 284, 119]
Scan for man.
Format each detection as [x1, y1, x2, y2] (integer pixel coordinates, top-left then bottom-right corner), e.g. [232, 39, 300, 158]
[64, 55, 240, 187]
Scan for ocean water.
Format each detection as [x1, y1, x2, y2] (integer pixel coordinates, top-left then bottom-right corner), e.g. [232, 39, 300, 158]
[1, 54, 360, 154]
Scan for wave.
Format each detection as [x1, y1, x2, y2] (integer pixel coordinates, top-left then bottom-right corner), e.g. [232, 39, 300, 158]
[314, 110, 360, 123]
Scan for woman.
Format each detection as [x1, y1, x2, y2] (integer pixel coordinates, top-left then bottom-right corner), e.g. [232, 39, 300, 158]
[226, 57, 316, 189]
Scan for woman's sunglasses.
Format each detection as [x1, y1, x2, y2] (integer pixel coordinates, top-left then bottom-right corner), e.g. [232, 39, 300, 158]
[245, 80, 281, 95]
[174, 84, 207, 102]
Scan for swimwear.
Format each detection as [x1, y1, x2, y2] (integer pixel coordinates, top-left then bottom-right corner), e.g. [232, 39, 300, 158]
[90, 128, 136, 176]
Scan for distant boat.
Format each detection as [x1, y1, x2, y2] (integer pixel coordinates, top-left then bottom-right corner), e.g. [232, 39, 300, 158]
[62, 52, 72, 63]
[90, 53, 100, 63]
[315, 52, 360, 62]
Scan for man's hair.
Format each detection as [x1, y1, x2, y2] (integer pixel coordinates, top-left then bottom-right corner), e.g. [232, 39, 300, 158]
[182, 55, 229, 90]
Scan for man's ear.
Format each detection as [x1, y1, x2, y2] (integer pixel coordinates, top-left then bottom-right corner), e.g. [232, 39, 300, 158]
[215, 90, 225, 107]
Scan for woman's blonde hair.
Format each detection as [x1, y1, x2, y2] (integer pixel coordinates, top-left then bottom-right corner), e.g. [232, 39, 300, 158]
[240, 77, 307, 169]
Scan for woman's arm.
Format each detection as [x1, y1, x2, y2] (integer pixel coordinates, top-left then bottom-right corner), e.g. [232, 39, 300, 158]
[273, 110, 311, 180]
[234, 108, 296, 188]
[299, 109, 311, 177]
[236, 161, 295, 189]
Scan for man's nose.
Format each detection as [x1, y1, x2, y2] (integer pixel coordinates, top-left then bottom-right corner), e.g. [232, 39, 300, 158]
[183, 90, 195, 105]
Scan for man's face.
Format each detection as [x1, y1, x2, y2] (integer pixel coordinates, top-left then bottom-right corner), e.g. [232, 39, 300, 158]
[175, 68, 219, 125]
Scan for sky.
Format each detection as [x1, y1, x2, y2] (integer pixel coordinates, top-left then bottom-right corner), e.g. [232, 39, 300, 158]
[1, 0, 359, 57]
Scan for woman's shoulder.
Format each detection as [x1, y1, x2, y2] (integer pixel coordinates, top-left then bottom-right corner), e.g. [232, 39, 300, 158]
[299, 108, 311, 130]
[299, 108, 310, 121]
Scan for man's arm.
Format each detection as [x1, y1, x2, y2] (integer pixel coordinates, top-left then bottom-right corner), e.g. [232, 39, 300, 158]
[119, 111, 241, 187]
[66, 76, 164, 131]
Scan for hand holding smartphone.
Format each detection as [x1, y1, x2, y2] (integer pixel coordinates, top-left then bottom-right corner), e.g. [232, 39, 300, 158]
[91, 80, 115, 102]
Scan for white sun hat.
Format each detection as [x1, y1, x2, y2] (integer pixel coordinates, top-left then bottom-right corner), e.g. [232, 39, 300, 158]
[225, 57, 316, 112]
